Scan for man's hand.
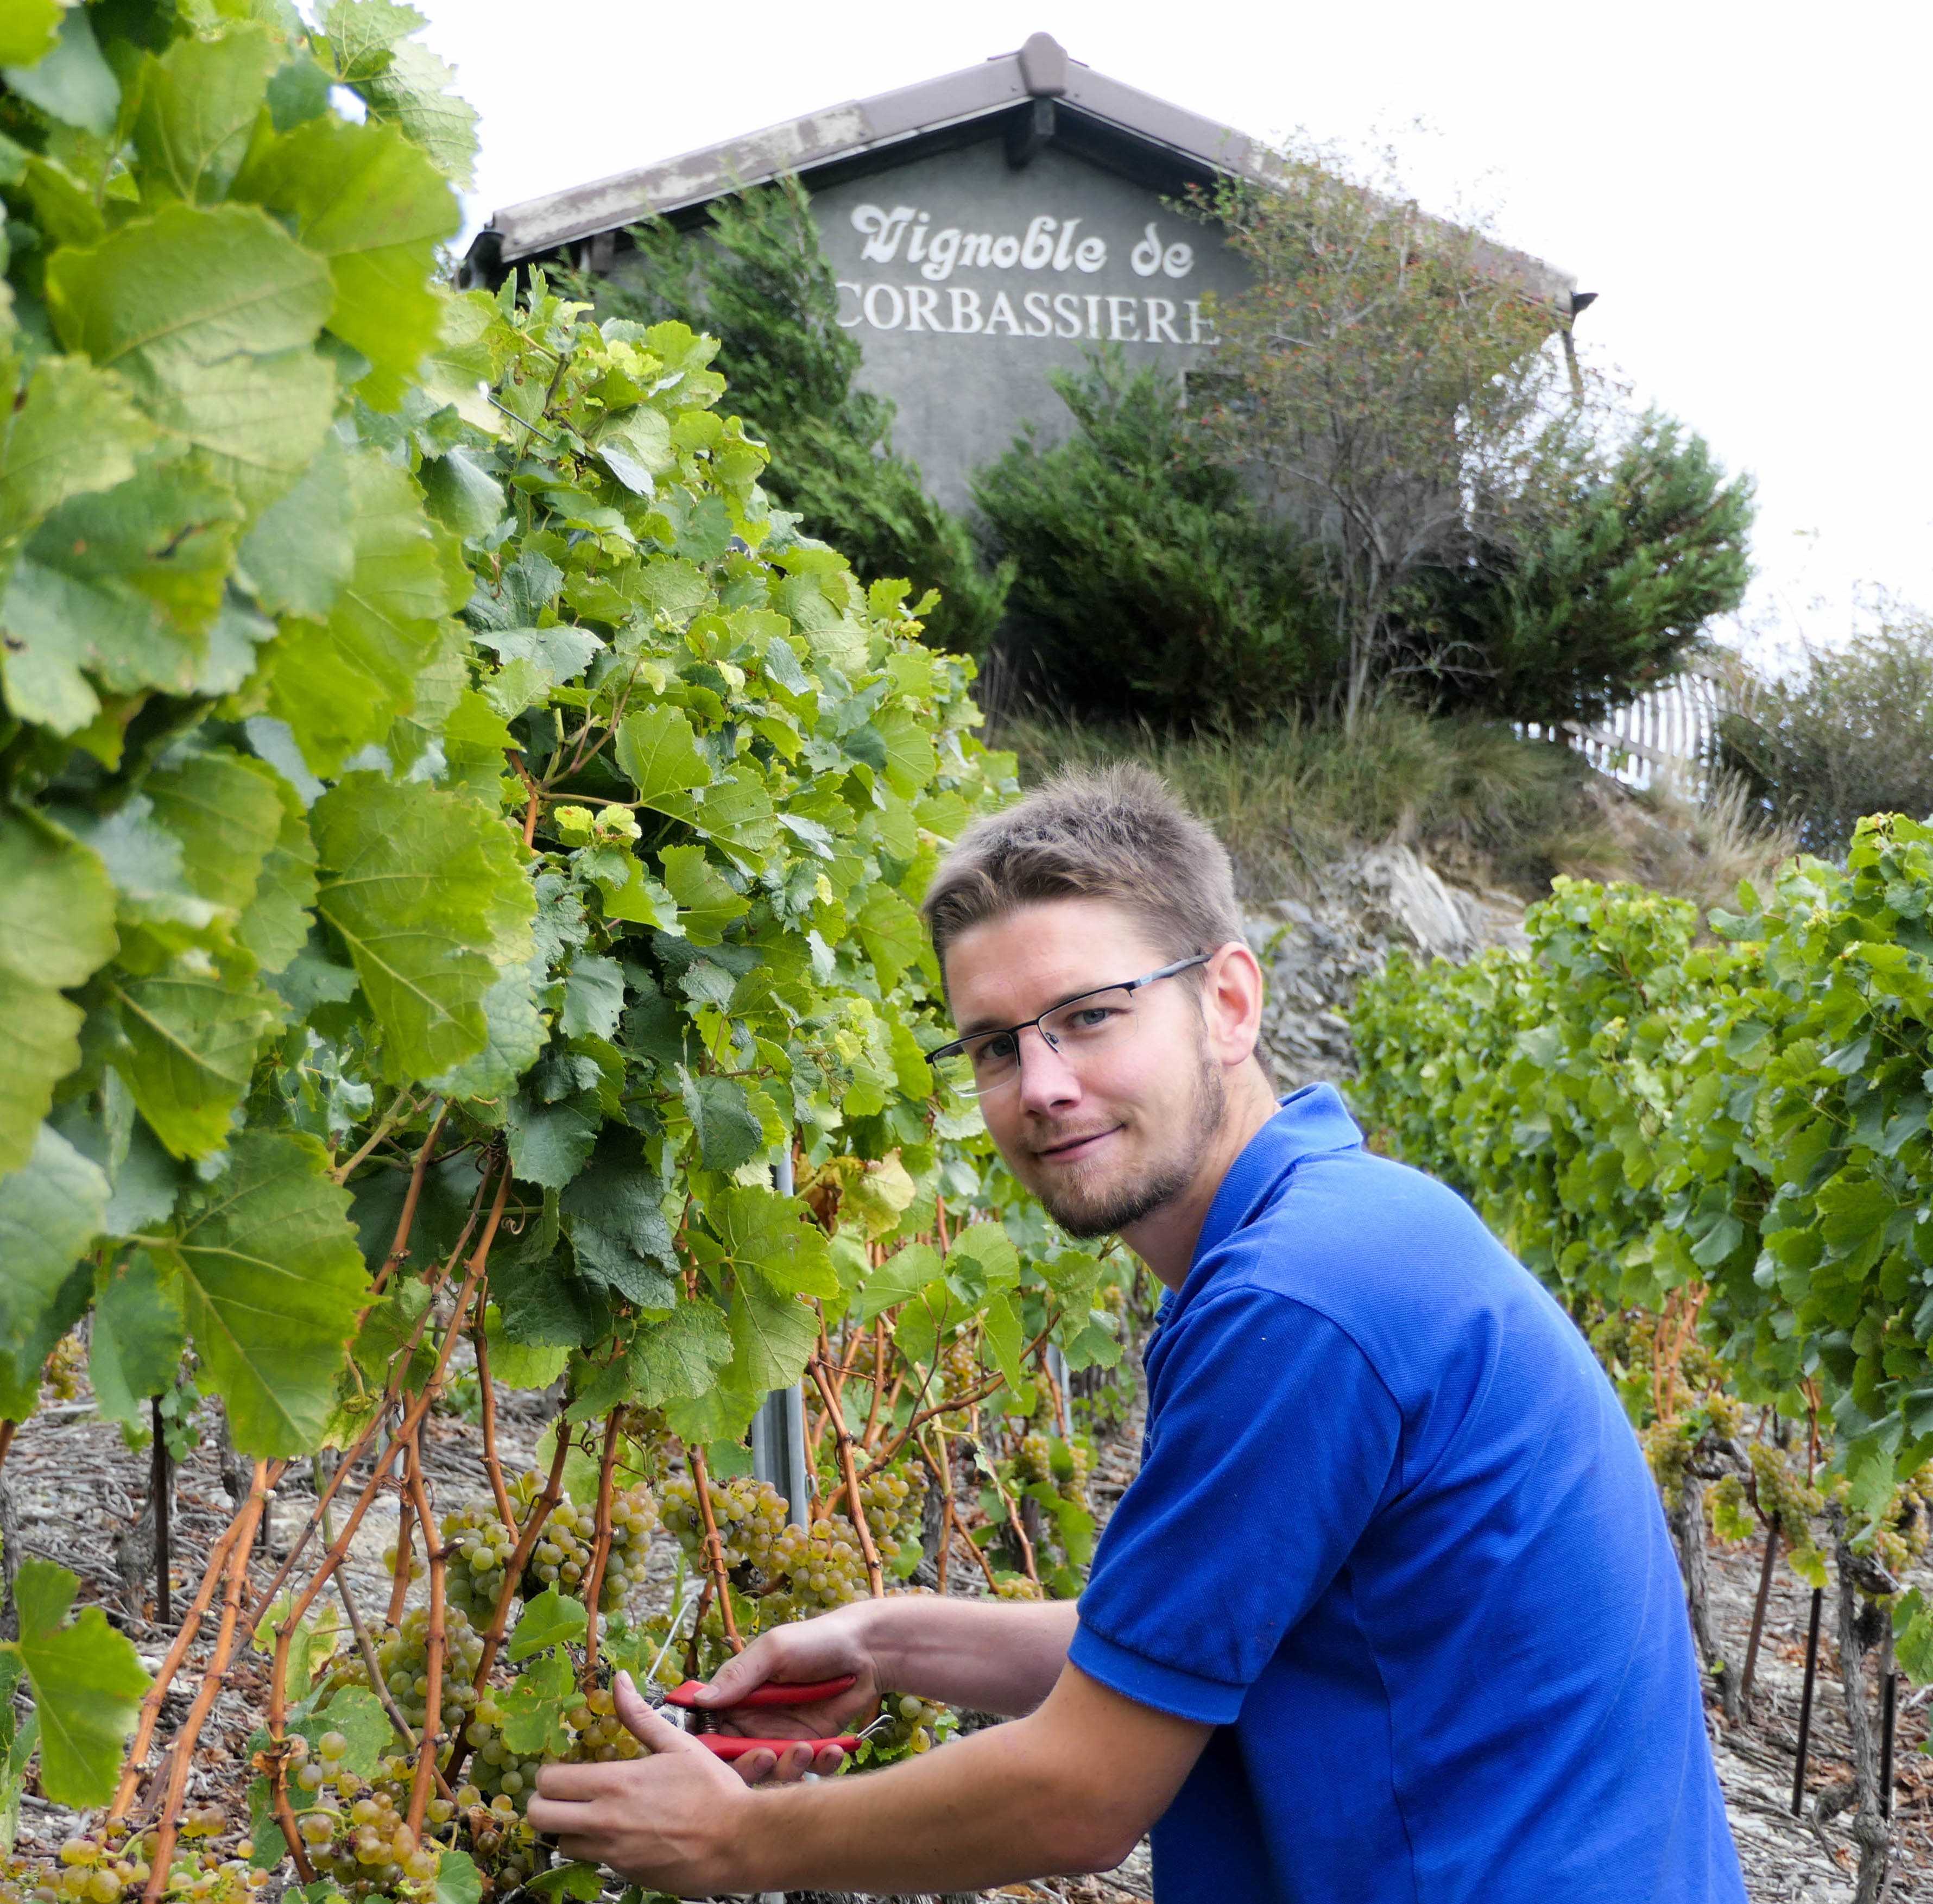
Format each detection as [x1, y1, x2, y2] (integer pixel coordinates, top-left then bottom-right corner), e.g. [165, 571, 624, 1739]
[528, 1673, 754, 1892]
[687, 1602, 882, 1780]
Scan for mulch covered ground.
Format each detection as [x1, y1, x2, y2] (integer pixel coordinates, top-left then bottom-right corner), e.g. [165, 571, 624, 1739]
[4, 1367, 1925, 1902]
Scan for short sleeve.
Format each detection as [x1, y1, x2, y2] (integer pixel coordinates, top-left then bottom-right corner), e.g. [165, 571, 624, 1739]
[1070, 1288, 1401, 1724]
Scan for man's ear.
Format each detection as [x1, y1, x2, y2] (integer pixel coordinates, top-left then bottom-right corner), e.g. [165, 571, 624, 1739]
[1202, 940, 1265, 1068]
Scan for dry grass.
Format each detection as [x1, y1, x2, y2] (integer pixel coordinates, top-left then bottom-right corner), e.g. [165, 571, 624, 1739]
[1000, 707, 1798, 912]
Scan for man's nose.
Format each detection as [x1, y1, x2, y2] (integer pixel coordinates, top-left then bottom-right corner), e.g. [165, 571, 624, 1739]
[1015, 1022, 1080, 1112]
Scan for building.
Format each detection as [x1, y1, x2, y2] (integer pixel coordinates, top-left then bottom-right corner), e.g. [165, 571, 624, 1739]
[465, 35, 1580, 513]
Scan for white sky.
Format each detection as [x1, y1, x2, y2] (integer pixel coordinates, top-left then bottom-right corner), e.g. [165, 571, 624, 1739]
[418, 0, 1933, 659]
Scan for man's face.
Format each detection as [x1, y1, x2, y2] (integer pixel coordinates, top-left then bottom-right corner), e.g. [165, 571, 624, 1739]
[940, 898, 1227, 1238]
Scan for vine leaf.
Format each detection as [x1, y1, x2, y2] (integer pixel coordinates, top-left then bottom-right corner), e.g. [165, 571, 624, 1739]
[558, 1128, 677, 1304]
[105, 955, 283, 1161]
[166, 1130, 369, 1455]
[2, 7, 117, 137]
[724, 1274, 819, 1396]
[851, 1243, 940, 1326]
[615, 705, 710, 814]
[0, 813, 116, 1174]
[235, 115, 459, 409]
[0, 1126, 109, 1394]
[313, 772, 534, 1083]
[507, 1588, 586, 1663]
[0, 0, 61, 69]
[7, 1556, 150, 1806]
[89, 1251, 187, 1424]
[626, 1300, 732, 1407]
[497, 1650, 573, 1756]
[697, 1187, 838, 1301]
[658, 844, 747, 946]
[679, 1072, 763, 1175]
[44, 201, 338, 514]
[131, 22, 282, 205]
[266, 449, 469, 775]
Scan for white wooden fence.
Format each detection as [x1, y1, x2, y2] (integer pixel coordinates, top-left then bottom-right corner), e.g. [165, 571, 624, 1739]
[1521, 665, 1745, 795]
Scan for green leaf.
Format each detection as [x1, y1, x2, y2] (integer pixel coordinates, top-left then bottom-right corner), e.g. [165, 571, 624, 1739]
[615, 705, 710, 812]
[430, 961, 545, 1101]
[852, 1242, 940, 1325]
[313, 1685, 389, 1775]
[266, 448, 469, 775]
[873, 705, 938, 799]
[433, 1850, 482, 1904]
[0, 812, 116, 1174]
[482, 1304, 568, 1390]
[659, 844, 747, 946]
[4, 7, 118, 137]
[1, 464, 245, 735]
[507, 1586, 587, 1662]
[169, 1131, 369, 1456]
[419, 448, 504, 539]
[238, 435, 355, 620]
[945, 1224, 1020, 1297]
[236, 779, 318, 976]
[12, 1560, 146, 1811]
[497, 1649, 572, 1755]
[89, 1252, 186, 1425]
[506, 1094, 600, 1191]
[560, 954, 626, 1041]
[45, 202, 337, 514]
[681, 1071, 763, 1174]
[558, 1127, 676, 1304]
[981, 1291, 1027, 1395]
[0, 353, 155, 545]
[312, 773, 534, 1084]
[0, 1125, 109, 1392]
[857, 884, 925, 990]
[626, 1300, 732, 1407]
[354, 36, 478, 190]
[891, 1283, 951, 1370]
[234, 115, 459, 409]
[144, 747, 287, 918]
[133, 23, 281, 205]
[703, 1185, 837, 1299]
[725, 1275, 819, 1395]
[0, 0, 60, 69]
[105, 954, 282, 1161]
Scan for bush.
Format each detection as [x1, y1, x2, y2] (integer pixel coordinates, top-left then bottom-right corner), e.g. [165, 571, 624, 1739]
[1414, 413, 1754, 727]
[1717, 611, 1933, 855]
[569, 180, 1009, 655]
[972, 355, 1338, 725]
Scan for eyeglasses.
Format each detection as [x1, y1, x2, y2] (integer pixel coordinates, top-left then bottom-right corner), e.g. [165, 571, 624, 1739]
[928, 953, 1212, 1098]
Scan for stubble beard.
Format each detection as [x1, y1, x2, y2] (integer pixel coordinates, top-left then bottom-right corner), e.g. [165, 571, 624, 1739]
[1033, 1037, 1228, 1239]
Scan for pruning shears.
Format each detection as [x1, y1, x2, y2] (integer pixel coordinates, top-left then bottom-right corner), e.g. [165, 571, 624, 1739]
[660, 1674, 883, 1761]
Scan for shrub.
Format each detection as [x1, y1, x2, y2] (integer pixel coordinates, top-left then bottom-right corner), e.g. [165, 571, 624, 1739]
[1717, 609, 1933, 855]
[972, 355, 1338, 726]
[1415, 413, 1754, 727]
[568, 180, 1010, 656]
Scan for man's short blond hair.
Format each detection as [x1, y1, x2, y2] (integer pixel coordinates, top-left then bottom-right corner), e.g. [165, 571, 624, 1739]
[922, 765, 1243, 970]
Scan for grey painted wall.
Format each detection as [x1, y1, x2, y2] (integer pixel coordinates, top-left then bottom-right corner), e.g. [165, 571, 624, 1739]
[797, 139, 1252, 511]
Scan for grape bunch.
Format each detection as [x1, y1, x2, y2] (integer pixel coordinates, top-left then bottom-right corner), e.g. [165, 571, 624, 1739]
[992, 1573, 1044, 1602]
[0, 1814, 264, 1904]
[318, 1604, 483, 1746]
[1012, 1431, 1090, 1506]
[855, 1464, 927, 1547]
[940, 1338, 981, 1425]
[863, 1692, 951, 1760]
[440, 1473, 658, 1622]
[462, 1679, 646, 1815]
[287, 1730, 450, 1895]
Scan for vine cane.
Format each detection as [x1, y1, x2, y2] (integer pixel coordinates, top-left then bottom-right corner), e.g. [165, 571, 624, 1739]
[1739, 1525, 1779, 1708]
[1791, 1586, 1824, 1815]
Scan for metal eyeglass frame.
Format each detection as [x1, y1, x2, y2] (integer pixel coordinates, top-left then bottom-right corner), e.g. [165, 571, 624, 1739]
[928, 951, 1213, 1096]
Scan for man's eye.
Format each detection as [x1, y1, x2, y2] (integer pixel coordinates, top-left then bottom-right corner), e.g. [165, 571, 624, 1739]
[974, 1032, 1019, 1066]
[1066, 1006, 1118, 1032]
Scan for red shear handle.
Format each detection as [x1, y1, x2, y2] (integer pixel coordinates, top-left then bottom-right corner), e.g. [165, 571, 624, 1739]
[665, 1674, 858, 1709]
[698, 1733, 860, 1761]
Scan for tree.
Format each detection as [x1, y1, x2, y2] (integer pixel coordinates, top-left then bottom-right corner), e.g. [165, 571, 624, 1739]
[972, 354, 1336, 724]
[1718, 608, 1933, 854]
[1416, 413, 1754, 726]
[567, 180, 1010, 656]
[1201, 143, 1592, 729]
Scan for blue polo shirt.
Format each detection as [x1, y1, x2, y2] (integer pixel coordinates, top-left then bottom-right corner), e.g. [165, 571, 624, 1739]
[1069, 1086, 1745, 1904]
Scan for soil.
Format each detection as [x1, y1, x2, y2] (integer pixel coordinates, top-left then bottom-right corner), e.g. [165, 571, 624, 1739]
[3, 1370, 1925, 1903]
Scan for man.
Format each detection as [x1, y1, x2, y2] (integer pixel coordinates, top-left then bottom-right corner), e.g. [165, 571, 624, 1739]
[530, 766, 1747, 1902]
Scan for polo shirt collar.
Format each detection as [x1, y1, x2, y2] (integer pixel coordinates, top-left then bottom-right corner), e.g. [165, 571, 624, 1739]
[1192, 1082, 1364, 1267]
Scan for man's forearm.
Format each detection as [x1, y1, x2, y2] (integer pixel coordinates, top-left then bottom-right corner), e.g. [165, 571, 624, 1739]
[862, 1594, 1079, 1716]
[729, 1663, 1197, 1898]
